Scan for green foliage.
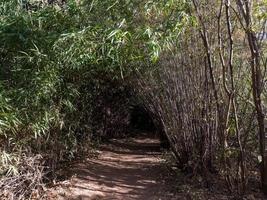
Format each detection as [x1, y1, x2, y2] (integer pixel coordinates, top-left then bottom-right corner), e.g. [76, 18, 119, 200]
[0, 0, 265, 196]
[0, 0, 191, 177]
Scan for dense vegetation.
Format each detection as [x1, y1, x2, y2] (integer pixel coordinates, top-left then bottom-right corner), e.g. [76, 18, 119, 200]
[1, 0, 267, 199]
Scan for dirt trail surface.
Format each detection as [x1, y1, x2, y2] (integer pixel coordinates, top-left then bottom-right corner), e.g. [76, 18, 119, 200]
[48, 135, 175, 200]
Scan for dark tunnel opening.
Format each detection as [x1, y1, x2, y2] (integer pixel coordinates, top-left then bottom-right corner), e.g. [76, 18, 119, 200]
[129, 105, 170, 149]
[130, 105, 155, 132]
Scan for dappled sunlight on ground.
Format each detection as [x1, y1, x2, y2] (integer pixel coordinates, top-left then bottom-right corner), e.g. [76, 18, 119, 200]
[47, 135, 175, 200]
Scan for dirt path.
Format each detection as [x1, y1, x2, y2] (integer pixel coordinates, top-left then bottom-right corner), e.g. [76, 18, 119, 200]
[48, 135, 175, 200]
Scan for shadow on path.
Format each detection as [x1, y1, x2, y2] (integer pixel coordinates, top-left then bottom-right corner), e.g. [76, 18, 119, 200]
[51, 134, 175, 200]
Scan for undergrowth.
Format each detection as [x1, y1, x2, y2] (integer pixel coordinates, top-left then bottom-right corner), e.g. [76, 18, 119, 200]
[0, 0, 189, 198]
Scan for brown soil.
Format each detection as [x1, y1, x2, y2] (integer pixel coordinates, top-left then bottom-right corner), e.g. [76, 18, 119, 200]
[44, 134, 267, 200]
[46, 135, 175, 200]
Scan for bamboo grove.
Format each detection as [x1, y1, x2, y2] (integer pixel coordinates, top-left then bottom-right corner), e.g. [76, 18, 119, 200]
[1, 0, 267, 198]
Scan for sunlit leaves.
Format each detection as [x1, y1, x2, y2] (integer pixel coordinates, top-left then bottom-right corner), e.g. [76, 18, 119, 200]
[0, 0, 191, 167]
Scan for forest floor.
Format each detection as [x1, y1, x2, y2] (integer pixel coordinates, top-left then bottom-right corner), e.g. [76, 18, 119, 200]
[44, 134, 266, 200]
[45, 134, 176, 200]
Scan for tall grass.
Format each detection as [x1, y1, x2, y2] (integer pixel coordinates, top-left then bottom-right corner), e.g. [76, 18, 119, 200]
[0, 0, 190, 198]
